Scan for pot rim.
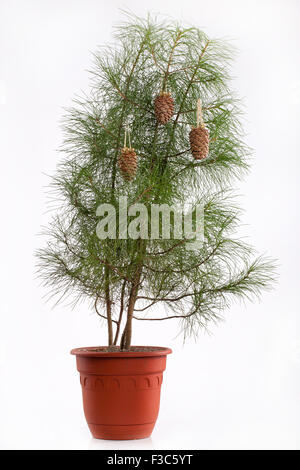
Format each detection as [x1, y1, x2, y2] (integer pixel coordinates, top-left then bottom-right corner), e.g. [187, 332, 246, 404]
[70, 346, 172, 358]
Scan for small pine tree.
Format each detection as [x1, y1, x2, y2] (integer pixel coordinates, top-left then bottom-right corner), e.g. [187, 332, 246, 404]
[37, 15, 276, 350]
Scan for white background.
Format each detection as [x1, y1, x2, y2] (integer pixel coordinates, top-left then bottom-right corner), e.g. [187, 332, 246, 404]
[0, 0, 299, 450]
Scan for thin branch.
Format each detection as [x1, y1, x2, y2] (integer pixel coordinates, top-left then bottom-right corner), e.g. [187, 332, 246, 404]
[168, 64, 196, 75]
[133, 307, 200, 321]
[94, 256, 132, 282]
[110, 79, 153, 115]
[180, 104, 222, 115]
[146, 238, 187, 257]
[136, 291, 202, 303]
[144, 243, 221, 274]
[173, 157, 217, 178]
[162, 31, 183, 91]
[150, 46, 165, 73]
[94, 295, 118, 324]
[128, 184, 154, 208]
[95, 118, 117, 140]
[167, 149, 191, 159]
[173, 40, 210, 122]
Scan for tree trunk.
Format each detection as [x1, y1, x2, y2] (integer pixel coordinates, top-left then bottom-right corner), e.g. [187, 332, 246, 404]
[120, 240, 144, 349]
[104, 264, 113, 346]
[120, 271, 141, 349]
[113, 280, 126, 345]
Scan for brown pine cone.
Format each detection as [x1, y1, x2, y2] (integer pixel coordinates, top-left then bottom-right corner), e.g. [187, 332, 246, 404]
[189, 126, 209, 160]
[118, 147, 138, 181]
[154, 92, 174, 124]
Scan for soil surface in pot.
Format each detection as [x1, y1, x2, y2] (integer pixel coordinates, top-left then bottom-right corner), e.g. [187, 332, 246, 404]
[77, 346, 167, 353]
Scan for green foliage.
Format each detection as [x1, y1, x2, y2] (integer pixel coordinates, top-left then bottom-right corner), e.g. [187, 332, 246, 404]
[36, 14, 276, 348]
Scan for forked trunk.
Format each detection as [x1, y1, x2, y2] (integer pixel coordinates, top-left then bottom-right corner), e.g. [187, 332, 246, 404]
[120, 242, 144, 349]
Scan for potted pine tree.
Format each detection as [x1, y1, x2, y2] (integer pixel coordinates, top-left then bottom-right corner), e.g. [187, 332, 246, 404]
[37, 15, 275, 440]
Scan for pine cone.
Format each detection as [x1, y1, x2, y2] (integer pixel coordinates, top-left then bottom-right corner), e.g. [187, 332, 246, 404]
[189, 126, 209, 160]
[154, 92, 174, 124]
[118, 147, 138, 181]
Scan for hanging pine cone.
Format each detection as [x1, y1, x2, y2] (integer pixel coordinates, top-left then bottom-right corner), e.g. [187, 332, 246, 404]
[118, 146, 138, 181]
[154, 92, 174, 124]
[189, 126, 209, 160]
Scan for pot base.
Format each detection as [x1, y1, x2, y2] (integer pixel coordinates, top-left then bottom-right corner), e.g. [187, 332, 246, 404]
[89, 422, 155, 440]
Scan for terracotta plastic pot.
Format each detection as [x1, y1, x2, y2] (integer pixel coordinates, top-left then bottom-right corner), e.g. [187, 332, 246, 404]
[71, 346, 172, 440]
